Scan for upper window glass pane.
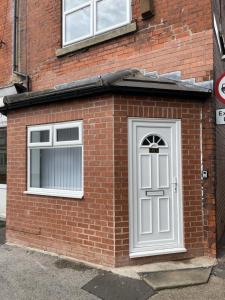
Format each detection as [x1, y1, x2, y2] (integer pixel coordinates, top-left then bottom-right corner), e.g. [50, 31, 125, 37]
[96, 0, 128, 32]
[0, 128, 7, 185]
[64, 0, 88, 11]
[56, 127, 79, 142]
[63, 0, 130, 46]
[30, 130, 50, 144]
[65, 7, 91, 43]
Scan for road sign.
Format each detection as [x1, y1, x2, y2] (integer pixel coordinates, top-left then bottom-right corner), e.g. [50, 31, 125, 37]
[216, 73, 225, 104]
[216, 109, 225, 124]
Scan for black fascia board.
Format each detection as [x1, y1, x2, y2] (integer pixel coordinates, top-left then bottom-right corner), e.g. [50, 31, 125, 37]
[111, 85, 211, 99]
[0, 84, 211, 116]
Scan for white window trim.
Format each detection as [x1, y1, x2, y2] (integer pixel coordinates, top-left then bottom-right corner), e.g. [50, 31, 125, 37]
[53, 120, 82, 146]
[28, 125, 52, 147]
[26, 121, 84, 199]
[24, 189, 84, 199]
[62, 0, 131, 47]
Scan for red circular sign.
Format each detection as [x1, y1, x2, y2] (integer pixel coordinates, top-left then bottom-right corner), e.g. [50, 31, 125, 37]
[216, 73, 225, 104]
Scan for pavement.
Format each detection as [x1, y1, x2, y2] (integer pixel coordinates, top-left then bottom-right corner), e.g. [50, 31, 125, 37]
[0, 223, 225, 299]
[151, 276, 225, 300]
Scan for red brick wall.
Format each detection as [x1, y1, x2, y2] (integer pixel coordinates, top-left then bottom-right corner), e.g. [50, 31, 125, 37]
[0, 0, 13, 86]
[113, 95, 216, 266]
[19, 0, 213, 91]
[6, 94, 216, 267]
[6, 96, 116, 267]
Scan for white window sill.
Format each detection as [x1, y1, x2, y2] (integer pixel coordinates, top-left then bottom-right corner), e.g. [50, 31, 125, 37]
[56, 22, 137, 57]
[24, 190, 84, 199]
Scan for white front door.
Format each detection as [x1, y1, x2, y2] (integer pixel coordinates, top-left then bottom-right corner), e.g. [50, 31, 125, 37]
[128, 118, 185, 258]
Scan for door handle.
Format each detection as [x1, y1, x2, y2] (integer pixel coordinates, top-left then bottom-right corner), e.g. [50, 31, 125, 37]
[171, 177, 178, 193]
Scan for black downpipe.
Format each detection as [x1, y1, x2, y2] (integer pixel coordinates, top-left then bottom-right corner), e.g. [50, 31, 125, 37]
[13, 0, 18, 72]
[13, 0, 30, 90]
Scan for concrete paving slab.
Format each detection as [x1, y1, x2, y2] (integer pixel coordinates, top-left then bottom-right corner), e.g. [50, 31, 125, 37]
[142, 267, 212, 291]
[151, 276, 225, 300]
[212, 264, 225, 279]
[82, 272, 155, 300]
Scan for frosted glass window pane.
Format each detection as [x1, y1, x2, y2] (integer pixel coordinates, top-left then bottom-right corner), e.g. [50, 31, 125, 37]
[30, 147, 82, 191]
[64, 0, 89, 11]
[65, 7, 91, 42]
[57, 127, 79, 142]
[96, 0, 128, 32]
[30, 130, 49, 143]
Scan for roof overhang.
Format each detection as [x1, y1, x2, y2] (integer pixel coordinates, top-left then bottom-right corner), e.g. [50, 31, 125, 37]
[0, 69, 212, 115]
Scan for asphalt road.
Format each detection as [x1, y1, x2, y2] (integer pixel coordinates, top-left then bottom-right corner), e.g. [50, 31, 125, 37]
[0, 245, 100, 300]
[0, 224, 225, 300]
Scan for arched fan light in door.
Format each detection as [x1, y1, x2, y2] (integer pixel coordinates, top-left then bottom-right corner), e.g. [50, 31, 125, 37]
[141, 134, 166, 147]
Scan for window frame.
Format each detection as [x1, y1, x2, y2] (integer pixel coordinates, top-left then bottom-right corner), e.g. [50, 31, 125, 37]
[53, 121, 82, 146]
[62, 0, 132, 47]
[28, 125, 52, 147]
[213, 13, 225, 60]
[26, 121, 84, 199]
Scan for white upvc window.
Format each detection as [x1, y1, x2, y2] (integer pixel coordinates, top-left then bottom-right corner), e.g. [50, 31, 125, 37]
[62, 0, 131, 46]
[26, 121, 83, 199]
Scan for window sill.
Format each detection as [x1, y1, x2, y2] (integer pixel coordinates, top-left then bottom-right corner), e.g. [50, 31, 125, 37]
[56, 22, 137, 57]
[24, 190, 84, 199]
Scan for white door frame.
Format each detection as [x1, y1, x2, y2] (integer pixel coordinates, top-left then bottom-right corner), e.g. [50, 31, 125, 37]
[128, 118, 186, 258]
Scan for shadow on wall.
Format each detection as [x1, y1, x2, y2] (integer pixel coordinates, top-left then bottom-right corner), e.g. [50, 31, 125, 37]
[0, 220, 5, 245]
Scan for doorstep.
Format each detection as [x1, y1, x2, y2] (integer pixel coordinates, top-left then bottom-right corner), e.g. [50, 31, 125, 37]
[141, 267, 212, 290]
[108, 257, 217, 291]
[109, 257, 217, 280]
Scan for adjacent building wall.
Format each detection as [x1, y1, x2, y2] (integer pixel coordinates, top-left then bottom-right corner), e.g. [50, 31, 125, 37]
[18, 0, 213, 91]
[0, 0, 13, 86]
[213, 0, 225, 241]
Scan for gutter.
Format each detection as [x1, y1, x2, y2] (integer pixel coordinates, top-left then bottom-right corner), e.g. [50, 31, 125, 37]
[0, 85, 211, 116]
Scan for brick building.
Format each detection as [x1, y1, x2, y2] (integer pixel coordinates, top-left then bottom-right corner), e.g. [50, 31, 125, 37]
[0, 0, 218, 267]
[0, 0, 13, 218]
[213, 0, 225, 243]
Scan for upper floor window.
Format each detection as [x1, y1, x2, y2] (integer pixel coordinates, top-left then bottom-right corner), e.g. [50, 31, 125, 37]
[63, 0, 131, 46]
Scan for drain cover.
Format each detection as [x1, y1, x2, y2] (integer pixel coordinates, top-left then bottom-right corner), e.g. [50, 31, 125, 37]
[82, 272, 155, 300]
